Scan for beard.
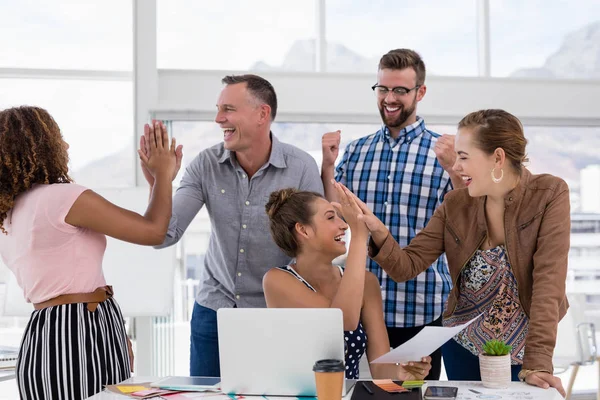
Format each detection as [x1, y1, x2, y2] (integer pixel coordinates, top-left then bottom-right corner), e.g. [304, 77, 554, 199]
[378, 96, 417, 129]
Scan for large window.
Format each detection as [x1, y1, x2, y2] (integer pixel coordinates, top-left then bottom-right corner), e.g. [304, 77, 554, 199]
[157, 0, 478, 76]
[0, 0, 134, 187]
[157, 0, 316, 71]
[0, 0, 132, 70]
[0, 79, 134, 188]
[491, 0, 600, 79]
[326, 0, 478, 76]
[524, 126, 600, 212]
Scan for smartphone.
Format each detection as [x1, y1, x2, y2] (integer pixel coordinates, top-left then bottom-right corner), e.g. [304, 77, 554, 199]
[423, 386, 459, 400]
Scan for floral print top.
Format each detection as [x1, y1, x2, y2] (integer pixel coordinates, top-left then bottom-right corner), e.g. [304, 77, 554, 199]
[443, 245, 529, 365]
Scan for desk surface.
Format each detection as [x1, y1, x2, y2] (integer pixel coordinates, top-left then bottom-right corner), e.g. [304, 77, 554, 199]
[0, 370, 15, 382]
[88, 376, 563, 400]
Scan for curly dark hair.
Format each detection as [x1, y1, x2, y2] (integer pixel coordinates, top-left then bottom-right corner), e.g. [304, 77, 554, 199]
[0, 106, 72, 234]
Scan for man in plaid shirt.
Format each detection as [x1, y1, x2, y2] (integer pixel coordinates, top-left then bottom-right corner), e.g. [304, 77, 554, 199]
[321, 49, 463, 379]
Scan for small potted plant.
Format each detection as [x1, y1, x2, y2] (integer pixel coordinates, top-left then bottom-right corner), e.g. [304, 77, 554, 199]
[479, 339, 512, 388]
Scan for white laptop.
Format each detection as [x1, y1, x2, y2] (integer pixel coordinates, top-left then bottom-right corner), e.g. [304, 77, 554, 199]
[217, 308, 356, 397]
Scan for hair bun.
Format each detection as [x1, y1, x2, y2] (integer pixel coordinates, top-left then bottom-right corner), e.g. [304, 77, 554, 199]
[265, 188, 297, 219]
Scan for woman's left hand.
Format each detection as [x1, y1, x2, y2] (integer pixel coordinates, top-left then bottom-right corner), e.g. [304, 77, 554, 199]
[397, 356, 432, 380]
[525, 372, 566, 397]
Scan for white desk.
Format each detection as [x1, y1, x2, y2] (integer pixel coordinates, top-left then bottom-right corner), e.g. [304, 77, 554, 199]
[88, 376, 563, 400]
[0, 370, 15, 382]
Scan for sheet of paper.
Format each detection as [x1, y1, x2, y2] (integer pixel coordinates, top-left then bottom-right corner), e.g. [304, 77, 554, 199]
[370, 314, 481, 364]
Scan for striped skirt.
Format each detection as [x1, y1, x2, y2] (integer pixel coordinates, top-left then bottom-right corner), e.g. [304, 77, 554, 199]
[16, 297, 131, 399]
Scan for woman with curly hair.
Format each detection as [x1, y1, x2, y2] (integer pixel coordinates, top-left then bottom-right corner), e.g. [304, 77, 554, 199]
[0, 106, 178, 399]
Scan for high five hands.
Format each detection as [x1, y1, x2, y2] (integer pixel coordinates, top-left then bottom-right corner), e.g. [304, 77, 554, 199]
[330, 181, 369, 238]
[330, 180, 388, 241]
[138, 120, 183, 185]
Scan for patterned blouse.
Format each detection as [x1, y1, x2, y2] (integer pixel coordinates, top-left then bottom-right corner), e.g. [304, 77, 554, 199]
[443, 245, 529, 365]
[275, 265, 367, 378]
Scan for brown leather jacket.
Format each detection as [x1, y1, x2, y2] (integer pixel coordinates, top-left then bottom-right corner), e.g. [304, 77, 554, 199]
[369, 168, 570, 373]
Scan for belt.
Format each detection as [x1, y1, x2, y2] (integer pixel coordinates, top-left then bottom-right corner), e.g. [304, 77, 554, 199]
[33, 285, 114, 312]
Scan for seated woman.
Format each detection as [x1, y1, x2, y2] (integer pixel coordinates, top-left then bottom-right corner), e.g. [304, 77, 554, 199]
[0, 106, 179, 399]
[262, 188, 431, 380]
[331, 109, 567, 395]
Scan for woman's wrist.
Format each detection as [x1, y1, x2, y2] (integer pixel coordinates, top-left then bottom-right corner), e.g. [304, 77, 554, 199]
[518, 369, 551, 382]
[370, 225, 388, 247]
[350, 228, 369, 239]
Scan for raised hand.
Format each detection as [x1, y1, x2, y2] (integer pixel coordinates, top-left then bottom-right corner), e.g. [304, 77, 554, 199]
[137, 121, 177, 181]
[331, 181, 387, 235]
[331, 184, 369, 238]
[433, 134, 457, 173]
[139, 120, 183, 185]
[321, 130, 341, 168]
[525, 372, 566, 397]
[398, 356, 432, 381]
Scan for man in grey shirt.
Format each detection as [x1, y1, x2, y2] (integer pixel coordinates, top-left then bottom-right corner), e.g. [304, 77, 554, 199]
[140, 74, 323, 377]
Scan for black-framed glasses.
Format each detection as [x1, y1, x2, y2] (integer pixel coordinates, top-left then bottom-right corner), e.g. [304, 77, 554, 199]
[371, 84, 421, 97]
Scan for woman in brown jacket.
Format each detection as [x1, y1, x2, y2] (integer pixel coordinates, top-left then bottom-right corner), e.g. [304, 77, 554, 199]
[332, 109, 568, 395]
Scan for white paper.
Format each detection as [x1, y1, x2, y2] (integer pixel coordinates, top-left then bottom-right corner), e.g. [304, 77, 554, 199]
[370, 314, 481, 364]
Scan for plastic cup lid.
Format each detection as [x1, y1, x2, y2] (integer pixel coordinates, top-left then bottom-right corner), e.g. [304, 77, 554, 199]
[313, 359, 344, 372]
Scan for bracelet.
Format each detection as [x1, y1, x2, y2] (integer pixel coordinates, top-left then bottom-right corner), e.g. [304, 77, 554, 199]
[518, 369, 550, 382]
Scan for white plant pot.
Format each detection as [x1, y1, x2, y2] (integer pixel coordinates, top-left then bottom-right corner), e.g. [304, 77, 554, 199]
[479, 354, 511, 389]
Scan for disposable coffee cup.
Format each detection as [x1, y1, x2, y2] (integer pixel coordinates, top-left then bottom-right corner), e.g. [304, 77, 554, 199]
[313, 359, 344, 400]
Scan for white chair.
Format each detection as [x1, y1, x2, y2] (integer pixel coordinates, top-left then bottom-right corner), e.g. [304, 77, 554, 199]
[553, 293, 598, 399]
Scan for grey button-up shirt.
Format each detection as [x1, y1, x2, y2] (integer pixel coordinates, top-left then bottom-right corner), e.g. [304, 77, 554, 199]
[157, 134, 324, 309]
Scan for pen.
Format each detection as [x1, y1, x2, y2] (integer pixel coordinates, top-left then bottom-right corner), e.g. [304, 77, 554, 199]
[362, 382, 374, 395]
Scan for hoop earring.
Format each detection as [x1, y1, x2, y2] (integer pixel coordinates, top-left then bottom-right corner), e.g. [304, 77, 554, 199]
[491, 168, 504, 184]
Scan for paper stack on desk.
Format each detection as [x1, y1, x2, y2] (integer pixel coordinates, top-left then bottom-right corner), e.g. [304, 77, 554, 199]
[371, 314, 481, 364]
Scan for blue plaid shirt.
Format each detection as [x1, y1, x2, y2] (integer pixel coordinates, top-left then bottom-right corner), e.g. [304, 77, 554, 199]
[335, 117, 453, 328]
